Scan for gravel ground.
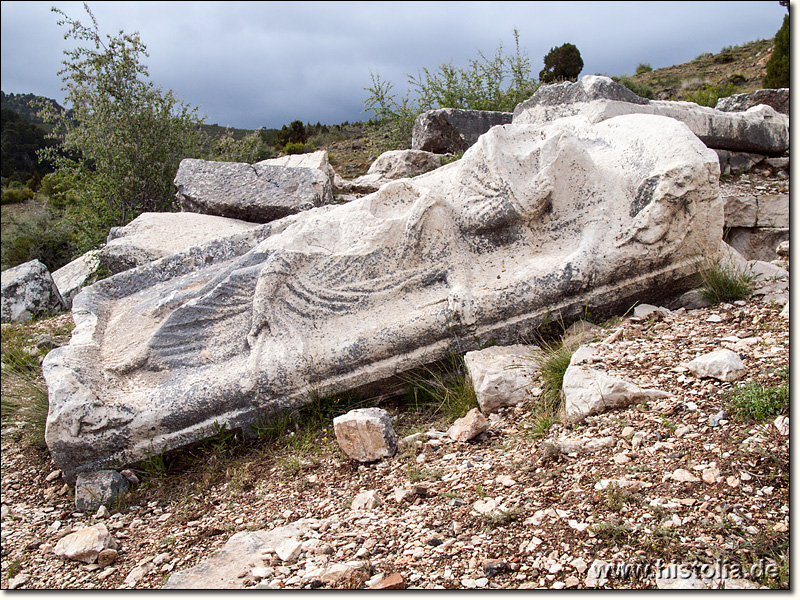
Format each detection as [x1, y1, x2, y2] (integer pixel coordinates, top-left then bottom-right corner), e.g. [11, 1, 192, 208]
[0, 174, 790, 590]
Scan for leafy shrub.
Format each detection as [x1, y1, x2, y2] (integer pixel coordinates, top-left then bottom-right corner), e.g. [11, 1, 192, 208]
[727, 376, 788, 423]
[635, 62, 653, 74]
[212, 128, 276, 163]
[283, 141, 314, 155]
[713, 51, 735, 64]
[38, 4, 207, 241]
[763, 13, 789, 88]
[364, 29, 538, 148]
[684, 81, 739, 107]
[612, 76, 655, 99]
[539, 42, 583, 83]
[1, 186, 34, 205]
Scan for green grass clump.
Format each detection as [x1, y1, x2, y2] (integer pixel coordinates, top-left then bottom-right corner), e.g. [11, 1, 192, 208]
[538, 342, 574, 408]
[698, 260, 757, 304]
[727, 378, 788, 423]
[403, 349, 479, 425]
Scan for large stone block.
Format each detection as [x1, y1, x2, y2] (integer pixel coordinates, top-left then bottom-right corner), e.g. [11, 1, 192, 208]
[412, 108, 513, 154]
[1, 259, 65, 323]
[52, 250, 101, 309]
[513, 76, 790, 155]
[43, 113, 723, 482]
[345, 150, 442, 193]
[715, 88, 789, 115]
[724, 227, 790, 263]
[100, 212, 265, 275]
[175, 158, 334, 223]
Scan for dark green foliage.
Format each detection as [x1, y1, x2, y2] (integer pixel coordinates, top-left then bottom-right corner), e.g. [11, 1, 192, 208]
[635, 62, 653, 74]
[539, 43, 583, 83]
[763, 14, 789, 88]
[0, 209, 79, 272]
[1, 106, 54, 182]
[1, 185, 34, 206]
[278, 120, 308, 147]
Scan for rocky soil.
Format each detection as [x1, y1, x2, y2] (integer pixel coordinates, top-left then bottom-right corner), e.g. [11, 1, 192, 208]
[0, 174, 790, 590]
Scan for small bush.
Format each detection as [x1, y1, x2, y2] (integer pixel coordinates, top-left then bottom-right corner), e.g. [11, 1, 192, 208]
[698, 259, 756, 304]
[1, 186, 34, 205]
[635, 62, 653, 74]
[283, 141, 314, 155]
[713, 51, 736, 64]
[684, 81, 739, 107]
[0, 211, 79, 272]
[727, 379, 789, 423]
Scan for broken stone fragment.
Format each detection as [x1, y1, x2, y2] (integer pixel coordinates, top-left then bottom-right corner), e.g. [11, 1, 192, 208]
[447, 408, 489, 442]
[686, 349, 746, 382]
[74, 470, 131, 512]
[350, 490, 383, 511]
[464, 344, 540, 415]
[54, 523, 119, 564]
[333, 408, 397, 462]
[563, 349, 671, 423]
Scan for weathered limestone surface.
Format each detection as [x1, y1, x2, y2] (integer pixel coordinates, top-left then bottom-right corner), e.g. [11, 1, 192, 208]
[100, 212, 265, 275]
[175, 158, 334, 223]
[513, 76, 790, 155]
[52, 250, 101, 309]
[345, 149, 442, 193]
[1, 259, 66, 323]
[562, 347, 671, 424]
[74, 470, 131, 512]
[412, 108, 513, 154]
[53, 523, 118, 564]
[256, 150, 336, 190]
[43, 112, 723, 482]
[163, 523, 311, 589]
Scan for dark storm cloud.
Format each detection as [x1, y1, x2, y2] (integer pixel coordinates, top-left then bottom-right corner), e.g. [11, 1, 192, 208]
[1, 1, 787, 129]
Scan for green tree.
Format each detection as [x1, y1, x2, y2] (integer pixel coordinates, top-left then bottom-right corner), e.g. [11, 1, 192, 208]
[539, 43, 584, 84]
[37, 3, 208, 251]
[1, 106, 54, 182]
[212, 128, 276, 163]
[763, 4, 789, 89]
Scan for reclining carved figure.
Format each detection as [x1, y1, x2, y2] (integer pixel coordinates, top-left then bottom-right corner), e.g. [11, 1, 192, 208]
[44, 114, 722, 482]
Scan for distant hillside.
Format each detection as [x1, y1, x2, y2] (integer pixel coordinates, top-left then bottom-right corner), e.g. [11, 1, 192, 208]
[0, 91, 65, 127]
[623, 38, 774, 101]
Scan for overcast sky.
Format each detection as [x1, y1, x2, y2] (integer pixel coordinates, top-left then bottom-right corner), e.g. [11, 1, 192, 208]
[0, 1, 788, 130]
